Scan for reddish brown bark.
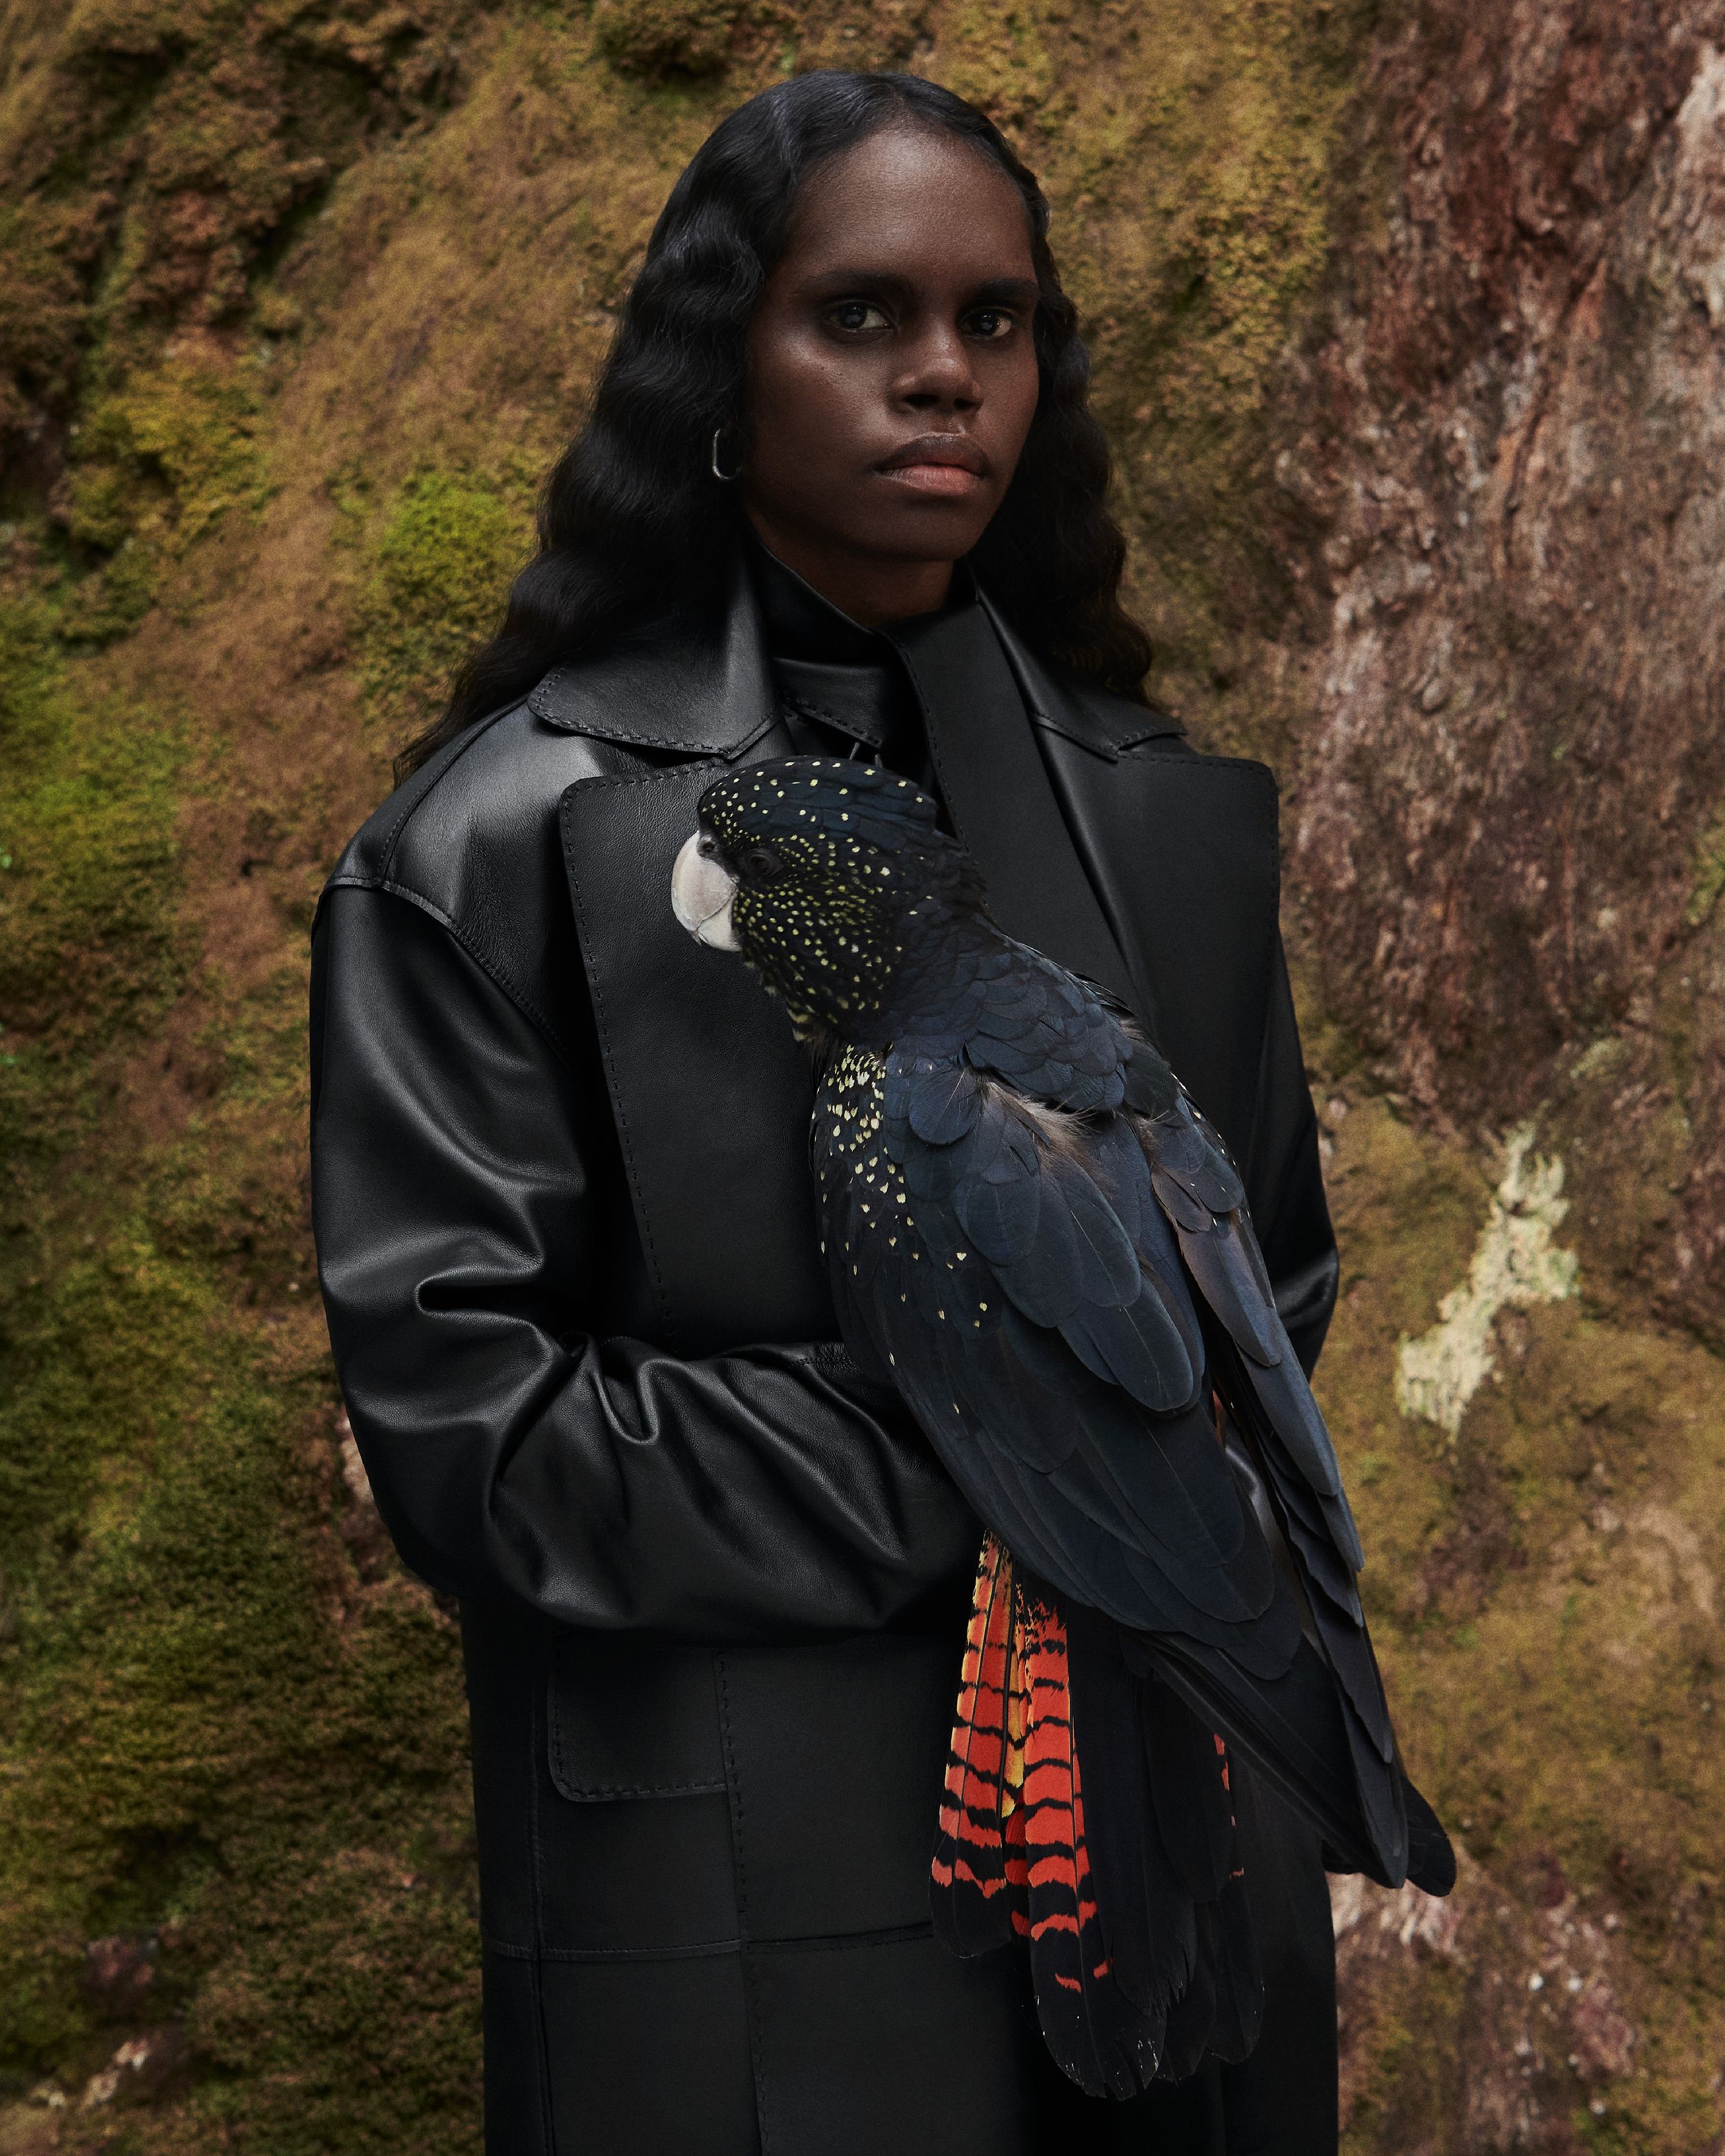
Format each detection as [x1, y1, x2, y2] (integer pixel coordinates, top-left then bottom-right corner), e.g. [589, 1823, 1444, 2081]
[1280, 1, 1725, 1326]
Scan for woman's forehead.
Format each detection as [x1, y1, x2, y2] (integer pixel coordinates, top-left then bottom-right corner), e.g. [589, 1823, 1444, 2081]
[779, 126, 1034, 283]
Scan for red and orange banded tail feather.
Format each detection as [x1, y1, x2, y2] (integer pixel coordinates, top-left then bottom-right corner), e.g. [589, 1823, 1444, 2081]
[931, 1535, 1025, 1955]
[933, 1541, 1166, 2097]
[1018, 1596, 1163, 2096]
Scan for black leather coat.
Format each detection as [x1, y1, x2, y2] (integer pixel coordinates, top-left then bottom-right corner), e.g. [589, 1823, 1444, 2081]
[309, 568, 1341, 2155]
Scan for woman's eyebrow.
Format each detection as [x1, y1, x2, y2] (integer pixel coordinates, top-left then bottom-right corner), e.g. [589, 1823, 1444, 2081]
[799, 268, 916, 297]
[968, 276, 1041, 308]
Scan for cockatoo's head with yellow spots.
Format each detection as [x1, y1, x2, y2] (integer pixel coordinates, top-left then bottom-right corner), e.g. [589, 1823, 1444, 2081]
[671, 755, 985, 1042]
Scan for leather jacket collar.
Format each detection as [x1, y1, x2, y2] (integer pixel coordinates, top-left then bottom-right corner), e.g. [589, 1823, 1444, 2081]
[526, 557, 1181, 766]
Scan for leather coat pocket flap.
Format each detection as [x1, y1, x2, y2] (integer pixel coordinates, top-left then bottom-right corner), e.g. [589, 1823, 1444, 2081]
[547, 1632, 726, 1801]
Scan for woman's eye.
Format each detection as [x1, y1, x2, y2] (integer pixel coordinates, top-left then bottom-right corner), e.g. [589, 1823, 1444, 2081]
[967, 308, 1017, 341]
[741, 845, 785, 882]
[827, 299, 891, 335]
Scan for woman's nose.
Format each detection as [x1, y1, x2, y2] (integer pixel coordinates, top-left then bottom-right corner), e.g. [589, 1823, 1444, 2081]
[893, 323, 981, 413]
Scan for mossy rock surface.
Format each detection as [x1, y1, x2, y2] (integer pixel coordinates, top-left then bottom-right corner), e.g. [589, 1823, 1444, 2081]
[3, 0, 1723, 2146]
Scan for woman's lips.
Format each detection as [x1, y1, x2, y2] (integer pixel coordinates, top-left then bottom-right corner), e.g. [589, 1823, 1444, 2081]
[876, 435, 989, 498]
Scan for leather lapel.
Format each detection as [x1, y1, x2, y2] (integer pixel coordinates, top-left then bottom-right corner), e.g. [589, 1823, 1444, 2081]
[1046, 733, 1282, 1165]
[987, 610, 1281, 1160]
[531, 558, 779, 760]
[984, 595, 1182, 760]
[559, 745, 836, 1358]
[880, 602, 1139, 1013]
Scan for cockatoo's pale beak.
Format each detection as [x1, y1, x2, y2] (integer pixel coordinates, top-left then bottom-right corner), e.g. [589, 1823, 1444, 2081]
[671, 831, 741, 952]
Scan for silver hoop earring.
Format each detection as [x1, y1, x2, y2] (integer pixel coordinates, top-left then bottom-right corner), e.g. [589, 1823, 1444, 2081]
[711, 426, 741, 482]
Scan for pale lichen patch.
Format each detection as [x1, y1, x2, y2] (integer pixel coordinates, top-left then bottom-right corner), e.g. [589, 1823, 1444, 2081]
[1395, 1125, 1580, 1440]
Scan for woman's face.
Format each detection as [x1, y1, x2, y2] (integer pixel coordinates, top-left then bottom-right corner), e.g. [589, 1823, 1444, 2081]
[739, 123, 1043, 624]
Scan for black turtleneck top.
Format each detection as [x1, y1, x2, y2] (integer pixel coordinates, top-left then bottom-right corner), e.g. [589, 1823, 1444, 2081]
[748, 540, 938, 791]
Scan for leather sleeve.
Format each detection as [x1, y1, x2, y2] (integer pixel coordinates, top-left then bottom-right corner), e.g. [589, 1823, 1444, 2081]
[1243, 931, 1339, 1378]
[308, 884, 978, 1636]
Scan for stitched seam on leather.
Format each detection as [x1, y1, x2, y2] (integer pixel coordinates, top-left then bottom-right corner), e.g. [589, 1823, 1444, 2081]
[717, 1654, 753, 1939]
[717, 1653, 771, 2154]
[373, 695, 524, 870]
[329, 876, 581, 1079]
[1116, 746, 1254, 771]
[546, 1633, 727, 1798]
[747, 1921, 936, 1955]
[781, 691, 883, 746]
[979, 591, 1116, 755]
[1037, 714, 1183, 756]
[531, 1650, 549, 1957]
[1029, 713, 1121, 759]
[530, 1950, 555, 2156]
[546, 1690, 566, 1794]
[533, 669, 776, 757]
[980, 589, 1181, 755]
[533, 669, 730, 748]
[386, 878, 573, 1065]
[552, 1772, 727, 1798]
[554, 721, 734, 751]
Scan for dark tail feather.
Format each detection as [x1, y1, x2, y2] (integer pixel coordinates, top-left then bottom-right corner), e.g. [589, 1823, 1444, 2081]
[1065, 1611, 1194, 2024]
[1141, 1671, 1235, 1902]
[1058, 1605, 1265, 2095]
[1205, 1870, 1265, 2063]
[1156, 1909, 1217, 2082]
[1403, 1769, 1457, 1895]
[1147, 1631, 1408, 1888]
[1338, 1690, 1410, 1882]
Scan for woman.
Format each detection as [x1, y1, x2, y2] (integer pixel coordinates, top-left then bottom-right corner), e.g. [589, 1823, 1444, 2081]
[310, 70, 1342, 2156]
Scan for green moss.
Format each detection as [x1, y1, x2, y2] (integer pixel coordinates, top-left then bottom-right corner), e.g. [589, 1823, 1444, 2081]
[1321, 1093, 1725, 2142]
[352, 466, 535, 746]
[0, 1210, 478, 2142]
[1685, 806, 1725, 927]
[948, 0, 1385, 751]
[0, 201, 89, 455]
[0, 642, 184, 1047]
[58, 352, 267, 640]
[594, 0, 745, 78]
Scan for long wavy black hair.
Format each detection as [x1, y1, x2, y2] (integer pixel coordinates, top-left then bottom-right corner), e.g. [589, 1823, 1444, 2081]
[397, 70, 1153, 779]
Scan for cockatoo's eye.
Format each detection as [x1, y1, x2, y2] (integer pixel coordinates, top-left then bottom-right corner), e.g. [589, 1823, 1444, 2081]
[740, 844, 785, 882]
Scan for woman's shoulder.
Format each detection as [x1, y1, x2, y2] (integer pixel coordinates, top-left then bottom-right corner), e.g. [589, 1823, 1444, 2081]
[315, 687, 642, 1065]
[324, 690, 629, 930]
[1032, 665, 1278, 795]
[326, 600, 753, 924]
[988, 608, 1240, 780]
[1033, 657, 1280, 813]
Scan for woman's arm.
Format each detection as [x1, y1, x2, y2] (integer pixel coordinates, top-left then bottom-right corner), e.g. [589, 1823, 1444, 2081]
[1243, 933, 1340, 1378]
[309, 885, 978, 1637]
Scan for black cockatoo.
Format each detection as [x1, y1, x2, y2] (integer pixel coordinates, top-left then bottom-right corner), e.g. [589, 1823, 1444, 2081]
[670, 755, 1453, 2097]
